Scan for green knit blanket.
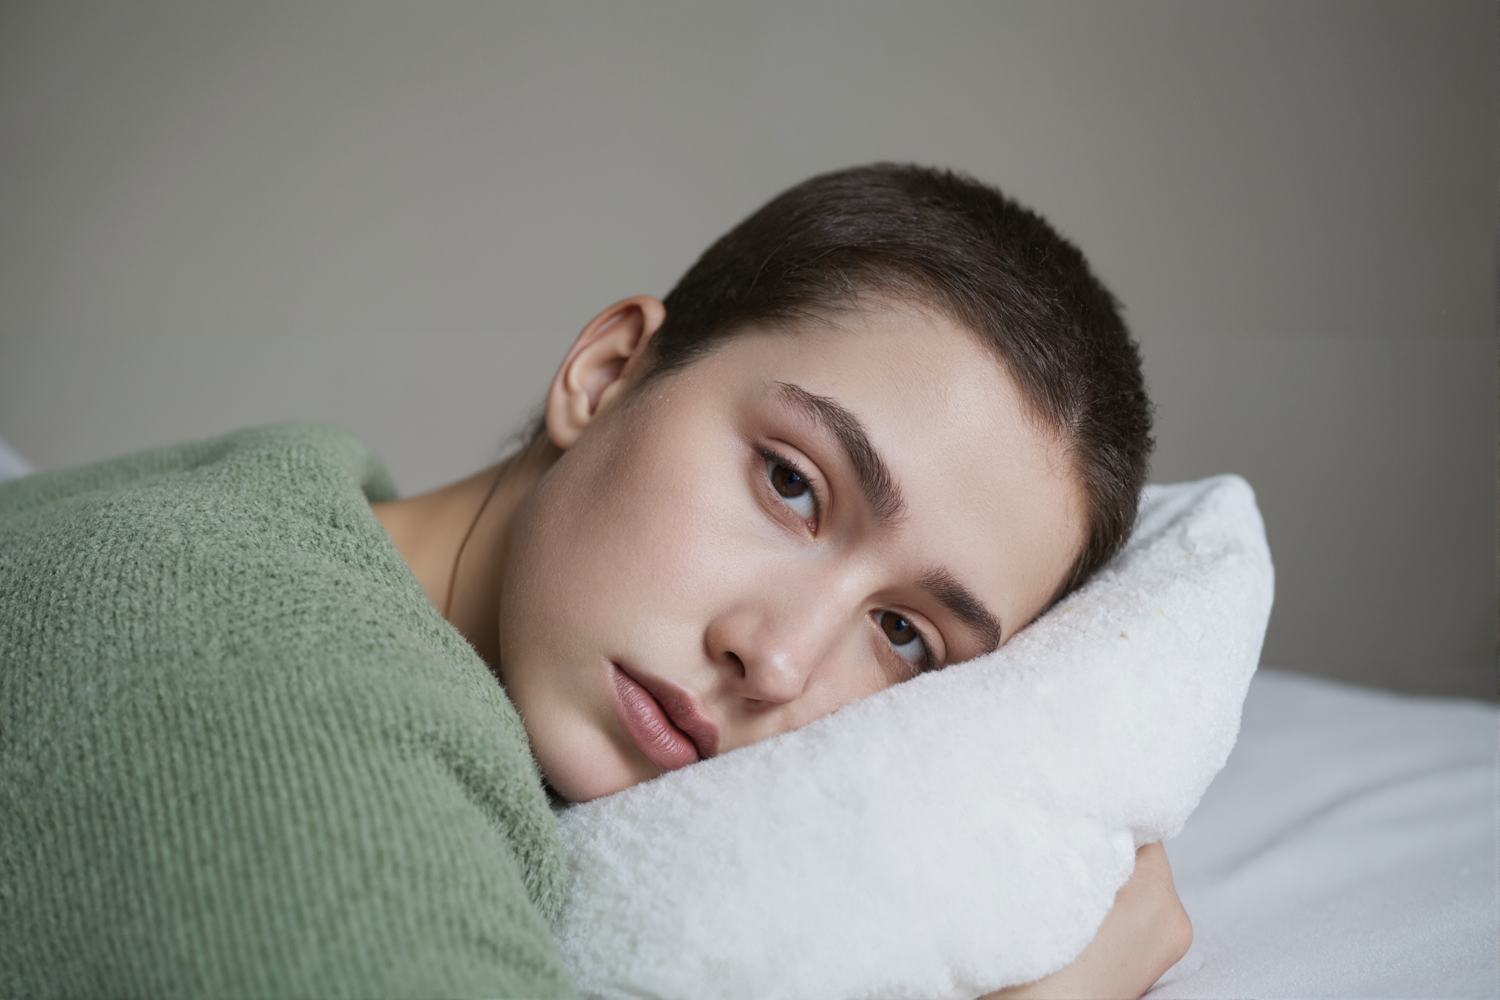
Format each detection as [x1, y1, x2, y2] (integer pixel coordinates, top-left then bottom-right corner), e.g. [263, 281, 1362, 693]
[0, 424, 573, 998]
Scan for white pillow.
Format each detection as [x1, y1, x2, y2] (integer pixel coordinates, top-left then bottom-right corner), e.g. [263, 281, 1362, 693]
[552, 475, 1273, 1000]
[0, 433, 33, 482]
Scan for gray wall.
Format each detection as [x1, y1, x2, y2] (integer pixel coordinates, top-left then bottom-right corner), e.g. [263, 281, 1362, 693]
[1, 1, 1493, 697]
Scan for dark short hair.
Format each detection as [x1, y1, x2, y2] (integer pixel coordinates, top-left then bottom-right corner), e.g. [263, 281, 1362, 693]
[628, 164, 1152, 599]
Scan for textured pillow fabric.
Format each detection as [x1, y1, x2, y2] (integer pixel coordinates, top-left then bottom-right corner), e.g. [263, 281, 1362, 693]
[552, 475, 1274, 1000]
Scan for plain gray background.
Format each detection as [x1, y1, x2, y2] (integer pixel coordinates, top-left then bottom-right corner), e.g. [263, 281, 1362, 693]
[1, 1, 1494, 697]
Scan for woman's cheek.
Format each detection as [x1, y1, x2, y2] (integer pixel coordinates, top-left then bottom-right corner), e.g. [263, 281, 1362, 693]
[615, 444, 757, 591]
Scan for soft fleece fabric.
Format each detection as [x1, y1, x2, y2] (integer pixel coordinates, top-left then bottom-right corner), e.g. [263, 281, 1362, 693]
[554, 475, 1274, 1000]
[0, 425, 573, 998]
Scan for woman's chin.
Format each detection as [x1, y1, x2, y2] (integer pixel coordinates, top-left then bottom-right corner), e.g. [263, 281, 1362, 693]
[537, 727, 658, 803]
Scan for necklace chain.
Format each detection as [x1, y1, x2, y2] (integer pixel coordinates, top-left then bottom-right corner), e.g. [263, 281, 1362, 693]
[443, 464, 506, 621]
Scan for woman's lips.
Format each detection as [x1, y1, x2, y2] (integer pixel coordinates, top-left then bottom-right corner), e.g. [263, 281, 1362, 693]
[608, 663, 719, 772]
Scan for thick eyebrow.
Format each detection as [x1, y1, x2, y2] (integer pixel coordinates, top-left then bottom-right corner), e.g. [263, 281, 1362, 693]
[775, 381, 905, 525]
[773, 381, 1005, 656]
[918, 567, 1004, 656]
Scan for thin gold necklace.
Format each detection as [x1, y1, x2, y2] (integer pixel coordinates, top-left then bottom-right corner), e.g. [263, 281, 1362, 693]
[443, 464, 506, 621]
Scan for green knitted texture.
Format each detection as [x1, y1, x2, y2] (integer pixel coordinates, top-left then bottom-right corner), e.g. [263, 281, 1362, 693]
[0, 424, 575, 999]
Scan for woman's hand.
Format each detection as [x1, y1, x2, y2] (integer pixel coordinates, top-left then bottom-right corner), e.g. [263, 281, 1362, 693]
[984, 842, 1192, 1000]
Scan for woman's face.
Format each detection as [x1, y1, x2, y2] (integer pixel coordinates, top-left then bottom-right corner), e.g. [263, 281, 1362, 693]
[498, 305, 1085, 802]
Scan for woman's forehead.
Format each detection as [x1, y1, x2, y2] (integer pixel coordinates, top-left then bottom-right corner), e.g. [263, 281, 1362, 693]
[691, 306, 1059, 464]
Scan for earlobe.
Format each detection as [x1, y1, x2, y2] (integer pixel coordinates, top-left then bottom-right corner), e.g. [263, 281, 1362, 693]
[545, 295, 667, 450]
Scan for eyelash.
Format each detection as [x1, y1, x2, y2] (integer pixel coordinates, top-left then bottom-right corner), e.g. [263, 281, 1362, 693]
[758, 447, 937, 674]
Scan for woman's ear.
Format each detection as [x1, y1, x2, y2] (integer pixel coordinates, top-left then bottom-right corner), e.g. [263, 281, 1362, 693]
[544, 295, 667, 450]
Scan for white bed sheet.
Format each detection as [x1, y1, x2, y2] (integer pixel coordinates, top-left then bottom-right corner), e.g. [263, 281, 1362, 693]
[1150, 668, 1498, 999]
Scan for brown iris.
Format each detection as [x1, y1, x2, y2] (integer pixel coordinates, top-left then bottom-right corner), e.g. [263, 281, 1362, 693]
[879, 611, 917, 646]
[770, 461, 808, 499]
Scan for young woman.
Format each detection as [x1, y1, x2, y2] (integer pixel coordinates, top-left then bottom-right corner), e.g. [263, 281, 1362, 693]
[1, 165, 1182, 997]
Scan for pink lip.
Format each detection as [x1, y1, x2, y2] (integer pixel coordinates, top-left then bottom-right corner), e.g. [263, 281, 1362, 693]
[608, 662, 720, 772]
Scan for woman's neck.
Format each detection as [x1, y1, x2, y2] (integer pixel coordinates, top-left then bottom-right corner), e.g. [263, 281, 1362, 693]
[372, 438, 558, 667]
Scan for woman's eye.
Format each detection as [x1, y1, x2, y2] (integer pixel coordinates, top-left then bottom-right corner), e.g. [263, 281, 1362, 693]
[878, 610, 931, 670]
[765, 456, 816, 522]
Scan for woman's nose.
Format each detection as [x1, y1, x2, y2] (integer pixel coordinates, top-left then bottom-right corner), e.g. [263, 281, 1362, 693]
[704, 598, 839, 704]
